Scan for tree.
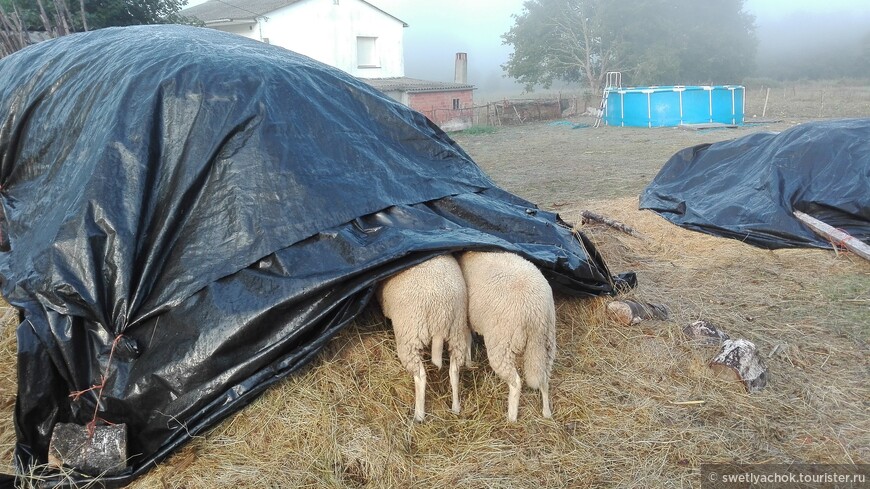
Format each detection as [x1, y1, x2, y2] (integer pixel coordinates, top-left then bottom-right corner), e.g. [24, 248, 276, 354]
[1, 0, 198, 57]
[0, 0, 194, 34]
[669, 0, 757, 84]
[502, 0, 757, 93]
[502, 0, 619, 94]
[82, 0, 190, 29]
[1, 0, 79, 56]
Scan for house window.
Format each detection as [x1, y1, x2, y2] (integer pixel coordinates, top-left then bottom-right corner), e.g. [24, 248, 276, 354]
[452, 98, 460, 110]
[357, 36, 379, 68]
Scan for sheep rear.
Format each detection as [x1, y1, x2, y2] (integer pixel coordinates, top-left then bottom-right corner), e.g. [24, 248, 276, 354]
[377, 254, 469, 421]
[458, 250, 556, 421]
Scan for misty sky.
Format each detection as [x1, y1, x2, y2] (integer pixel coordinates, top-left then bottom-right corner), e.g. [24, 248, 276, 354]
[184, 0, 870, 95]
[369, 0, 870, 95]
[367, 0, 525, 94]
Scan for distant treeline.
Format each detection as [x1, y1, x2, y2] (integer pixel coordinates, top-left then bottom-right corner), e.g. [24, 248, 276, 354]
[502, 0, 868, 93]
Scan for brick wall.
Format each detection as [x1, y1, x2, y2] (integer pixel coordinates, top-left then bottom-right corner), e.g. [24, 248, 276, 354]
[408, 90, 474, 125]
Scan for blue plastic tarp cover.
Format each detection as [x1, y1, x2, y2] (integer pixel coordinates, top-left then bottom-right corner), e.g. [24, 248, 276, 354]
[0, 25, 617, 486]
[640, 119, 870, 249]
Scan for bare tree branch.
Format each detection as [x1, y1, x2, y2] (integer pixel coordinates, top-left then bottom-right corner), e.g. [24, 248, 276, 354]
[79, 0, 87, 31]
[0, 3, 29, 56]
[1, 0, 76, 58]
[36, 0, 54, 35]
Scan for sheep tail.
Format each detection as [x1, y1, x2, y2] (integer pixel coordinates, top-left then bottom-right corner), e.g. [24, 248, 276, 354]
[522, 324, 555, 390]
[431, 335, 444, 370]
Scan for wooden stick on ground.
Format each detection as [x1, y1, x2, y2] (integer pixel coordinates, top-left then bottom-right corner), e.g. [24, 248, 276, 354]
[793, 210, 870, 262]
[581, 210, 644, 238]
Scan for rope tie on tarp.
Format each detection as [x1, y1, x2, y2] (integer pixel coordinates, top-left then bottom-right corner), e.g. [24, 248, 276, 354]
[68, 334, 124, 438]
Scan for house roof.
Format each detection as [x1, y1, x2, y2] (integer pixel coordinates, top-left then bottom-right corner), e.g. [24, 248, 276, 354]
[182, 0, 408, 27]
[364, 77, 474, 93]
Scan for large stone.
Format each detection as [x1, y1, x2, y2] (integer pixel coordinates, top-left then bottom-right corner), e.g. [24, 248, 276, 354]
[48, 423, 128, 477]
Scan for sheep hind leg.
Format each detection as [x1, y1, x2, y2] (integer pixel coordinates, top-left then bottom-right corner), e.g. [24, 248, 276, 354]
[540, 378, 552, 418]
[413, 362, 426, 422]
[507, 370, 522, 422]
[449, 358, 460, 414]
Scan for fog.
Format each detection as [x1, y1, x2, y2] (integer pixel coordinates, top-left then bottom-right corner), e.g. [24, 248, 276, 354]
[367, 0, 528, 99]
[184, 0, 870, 96]
[754, 8, 870, 80]
[368, 0, 869, 97]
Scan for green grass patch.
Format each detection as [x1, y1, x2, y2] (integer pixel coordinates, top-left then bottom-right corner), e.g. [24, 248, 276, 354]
[458, 125, 498, 136]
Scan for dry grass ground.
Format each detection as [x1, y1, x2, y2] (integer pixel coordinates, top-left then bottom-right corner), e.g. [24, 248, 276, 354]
[0, 83, 868, 487]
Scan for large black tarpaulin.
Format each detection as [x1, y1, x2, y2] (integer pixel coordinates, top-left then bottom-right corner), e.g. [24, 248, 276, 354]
[640, 119, 870, 249]
[0, 25, 617, 486]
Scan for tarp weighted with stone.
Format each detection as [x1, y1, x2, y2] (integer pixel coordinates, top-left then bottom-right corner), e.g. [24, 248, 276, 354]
[0, 25, 618, 486]
[640, 119, 870, 249]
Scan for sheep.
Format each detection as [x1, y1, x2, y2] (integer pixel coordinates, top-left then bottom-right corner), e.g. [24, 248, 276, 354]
[457, 250, 556, 422]
[377, 254, 471, 422]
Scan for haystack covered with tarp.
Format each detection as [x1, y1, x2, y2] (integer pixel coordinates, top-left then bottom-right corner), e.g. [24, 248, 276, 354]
[0, 25, 618, 486]
[641, 119, 870, 249]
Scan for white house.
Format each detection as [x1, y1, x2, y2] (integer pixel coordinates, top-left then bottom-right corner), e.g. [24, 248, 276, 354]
[182, 0, 407, 79]
[183, 0, 475, 130]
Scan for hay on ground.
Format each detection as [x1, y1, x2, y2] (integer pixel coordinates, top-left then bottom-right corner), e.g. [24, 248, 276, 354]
[2, 195, 866, 488]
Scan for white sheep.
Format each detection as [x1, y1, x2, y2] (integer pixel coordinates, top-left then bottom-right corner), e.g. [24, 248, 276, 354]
[457, 250, 556, 422]
[377, 254, 471, 422]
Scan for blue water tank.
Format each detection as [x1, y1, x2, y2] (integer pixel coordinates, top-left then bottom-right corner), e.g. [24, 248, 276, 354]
[604, 85, 745, 127]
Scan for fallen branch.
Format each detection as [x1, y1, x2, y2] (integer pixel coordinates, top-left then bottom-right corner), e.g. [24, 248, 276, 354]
[580, 210, 643, 238]
[793, 210, 870, 261]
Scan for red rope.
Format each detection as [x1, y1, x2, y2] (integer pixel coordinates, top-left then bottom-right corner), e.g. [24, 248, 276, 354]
[832, 228, 853, 250]
[68, 334, 124, 439]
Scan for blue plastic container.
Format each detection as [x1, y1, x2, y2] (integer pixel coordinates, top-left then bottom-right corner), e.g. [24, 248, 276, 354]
[604, 85, 744, 127]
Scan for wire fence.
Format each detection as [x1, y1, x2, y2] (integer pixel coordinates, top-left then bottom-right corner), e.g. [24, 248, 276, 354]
[421, 94, 595, 129]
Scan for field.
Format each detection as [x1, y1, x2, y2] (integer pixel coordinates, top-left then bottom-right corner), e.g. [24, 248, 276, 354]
[0, 83, 868, 487]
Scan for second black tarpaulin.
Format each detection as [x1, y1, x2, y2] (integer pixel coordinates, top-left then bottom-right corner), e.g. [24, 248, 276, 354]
[640, 119, 870, 249]
[0, 25, 619, 486]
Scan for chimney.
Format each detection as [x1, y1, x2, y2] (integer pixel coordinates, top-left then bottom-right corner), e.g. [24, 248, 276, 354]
[454, 53, 467, 84]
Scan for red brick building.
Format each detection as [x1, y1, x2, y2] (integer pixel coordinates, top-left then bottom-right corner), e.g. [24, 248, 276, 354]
[364, 53, 474, 131]
[364, 77, 474, 131]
